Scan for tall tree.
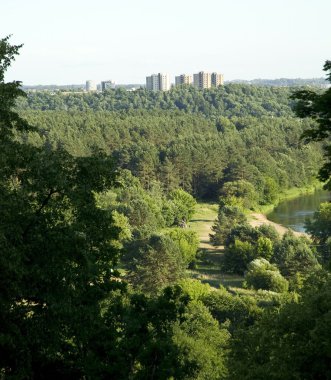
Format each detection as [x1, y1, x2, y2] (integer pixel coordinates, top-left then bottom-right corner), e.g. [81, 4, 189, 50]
[0, 36, 122, 377]
[291, 60, 331, 185]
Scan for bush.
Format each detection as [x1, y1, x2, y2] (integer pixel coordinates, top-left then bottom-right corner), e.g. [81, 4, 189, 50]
[165, 228, 199, 265]
[245, 259, 289, 293]
[222, 239, 255, 274]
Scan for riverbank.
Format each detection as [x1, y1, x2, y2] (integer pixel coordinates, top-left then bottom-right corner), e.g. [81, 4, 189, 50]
[191, 199, 309, 245]
[255, 182, 324, 215]
[249, 212, 306, 237]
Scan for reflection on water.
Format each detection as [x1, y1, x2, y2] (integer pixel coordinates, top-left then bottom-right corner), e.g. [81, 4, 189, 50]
[267, 189, 330, 232]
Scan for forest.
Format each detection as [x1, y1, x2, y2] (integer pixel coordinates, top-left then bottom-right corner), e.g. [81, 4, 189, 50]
[1, 36, 331, 379]
[17, 86, 323, 202]
[17, 83, 294, 117]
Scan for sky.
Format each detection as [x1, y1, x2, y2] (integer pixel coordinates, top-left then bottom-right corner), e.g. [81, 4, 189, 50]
[2, 0, 331, 85]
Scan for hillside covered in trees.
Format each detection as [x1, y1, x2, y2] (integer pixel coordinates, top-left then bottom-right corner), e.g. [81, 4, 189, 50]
[1, 36, 331, 379]
[18, 85, 323, 203]
[17, 84, 294, 117]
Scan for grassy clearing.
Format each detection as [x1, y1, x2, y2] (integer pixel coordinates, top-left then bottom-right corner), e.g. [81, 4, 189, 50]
[189, 202, 218, 242]
[189, 271, 244, 289]
[188, 202, 244, 289]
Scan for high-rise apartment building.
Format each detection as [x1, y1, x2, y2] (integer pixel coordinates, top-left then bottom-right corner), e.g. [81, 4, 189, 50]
[193, 71, 224, 89]
[175, 74, 193, 86]
[86, 80, 97, 92]
[158, 73, 170, 91]
[146, 73, 170, 91]
[193, 71, 212, 89]
[211, 72, 224, 87]
[101, 80, 116, 91]
[146, 74, 158, 91]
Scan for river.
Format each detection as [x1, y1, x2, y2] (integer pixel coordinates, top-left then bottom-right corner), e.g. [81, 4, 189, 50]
[267, 189, 330, 233]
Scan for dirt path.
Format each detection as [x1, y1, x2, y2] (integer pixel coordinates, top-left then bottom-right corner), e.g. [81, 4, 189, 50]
[191, 204, 307, 254]
[249, 212, 306, 237]
[189, 204, 307, 289]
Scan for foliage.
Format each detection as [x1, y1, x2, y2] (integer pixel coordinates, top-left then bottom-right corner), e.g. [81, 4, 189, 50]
[165, 228, 200, 265]
[255, 236, 274, 261]
[100, 285, 230, 379]
[210, 204, 247, 245]
[172, 301, 230, 380]
[229, 271, 331, 380]
[244, 259, 289, 292]
[220, 179, 258, 209]
[176, 279, 211, 301]
[0, 36, 122, 378]
[291, 60, 331, 185]
[261, 176, 279, 204]
[169, 188, 197, 224]
[17, 83, 296, 118]
[124, 234, 186, 294]
[224, 223, 279, 247]
[202, 287, 262, 332]
[222, 225, 279, 274]
[100, 286, 190, 379]
[272, 232, 320, 279]
[109, 210, 132, 248]
[2, 37, 329, 379]
[305, 201, 331, 264]
[99, 170, 173, 237]
[18, 108, 323, 202]
[222, 240, 255, 274]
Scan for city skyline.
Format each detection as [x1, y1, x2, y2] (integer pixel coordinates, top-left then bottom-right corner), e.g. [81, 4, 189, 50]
[2, 0, 330, 85]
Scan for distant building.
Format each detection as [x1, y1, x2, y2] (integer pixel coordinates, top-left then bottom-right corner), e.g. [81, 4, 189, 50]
[193, 71, 224, 89]
[211, 72, 224, 87]
[86, 80, 97, 92]
[146, 73, 170, 91]
[101, 80, 116, 91]
[158, 73, 170, 91]
[146, 74, 159, 91]
[175, 74, 193, 86]
[193, 71, 211, 89]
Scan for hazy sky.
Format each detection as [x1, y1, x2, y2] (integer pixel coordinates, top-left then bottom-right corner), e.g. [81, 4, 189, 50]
[2, 0, 330, 84]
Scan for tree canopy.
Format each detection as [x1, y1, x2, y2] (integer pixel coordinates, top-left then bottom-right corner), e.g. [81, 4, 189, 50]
[291, 60, 331, 185]
[0, 36, 123, 378]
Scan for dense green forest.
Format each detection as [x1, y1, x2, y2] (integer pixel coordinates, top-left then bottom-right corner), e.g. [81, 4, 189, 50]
[17, 84, 294, 118]
[230, 77, 328, 87]
[1, 36, 331, 379]
[19, 110, 322, 202]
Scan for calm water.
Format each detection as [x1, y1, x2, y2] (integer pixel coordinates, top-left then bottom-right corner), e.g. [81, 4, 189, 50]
[267, 189, 330, 233]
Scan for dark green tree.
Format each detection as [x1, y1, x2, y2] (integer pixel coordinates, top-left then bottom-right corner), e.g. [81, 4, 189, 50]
[272, 232, 320, 279]
[0, 36, 122, 378]
[124, 234, 186, 294]
[305, 202, 331, 264]
[210, 204, 248, 245]
[291, 60, 331, 185]
[229, 272, 331, 380]
[222, 239, 255, 274]
[102, 285, 230, 380]
[219, 179, 258, 209]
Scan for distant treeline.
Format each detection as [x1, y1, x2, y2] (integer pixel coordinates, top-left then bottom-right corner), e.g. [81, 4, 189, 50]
[228, 78, 328, 87]
[17, 84, 295, 118]
[21, 78, 328, 92]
